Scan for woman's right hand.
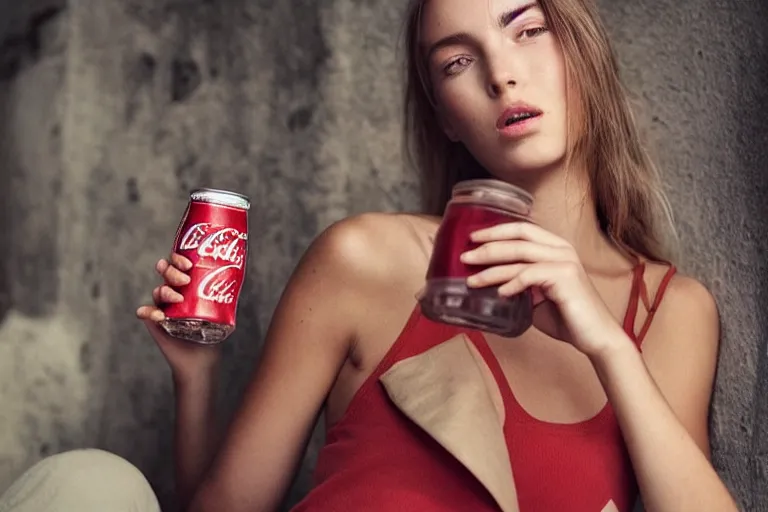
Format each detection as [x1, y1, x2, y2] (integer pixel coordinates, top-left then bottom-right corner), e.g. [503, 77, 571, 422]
[136, 253, 222, 383]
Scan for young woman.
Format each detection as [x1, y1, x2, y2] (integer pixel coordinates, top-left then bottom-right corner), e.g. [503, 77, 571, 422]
[0, 0, 738, 511]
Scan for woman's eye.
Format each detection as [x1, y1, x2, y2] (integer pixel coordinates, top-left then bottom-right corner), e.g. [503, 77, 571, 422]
[444, 56, 472, 75]
[519, 26, 549, 40]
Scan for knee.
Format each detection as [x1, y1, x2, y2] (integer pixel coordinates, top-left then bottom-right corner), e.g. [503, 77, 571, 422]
[1, 449, 160, 511]
[45, 449, 150, 490]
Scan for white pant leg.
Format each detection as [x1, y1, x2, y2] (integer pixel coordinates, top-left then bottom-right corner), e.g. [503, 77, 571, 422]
[0, 449, 161, 512]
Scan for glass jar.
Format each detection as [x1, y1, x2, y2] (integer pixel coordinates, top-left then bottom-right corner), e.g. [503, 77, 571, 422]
[419, 179, 534, 337]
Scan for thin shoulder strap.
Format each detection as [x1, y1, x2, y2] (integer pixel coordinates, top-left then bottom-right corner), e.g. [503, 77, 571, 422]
[466, 331, 517, 408]
[622, 262, 646, 335]
[635, 265, 677, 344]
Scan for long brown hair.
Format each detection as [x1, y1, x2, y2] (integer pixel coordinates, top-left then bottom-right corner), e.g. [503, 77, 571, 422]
[402, 0, 677, 262]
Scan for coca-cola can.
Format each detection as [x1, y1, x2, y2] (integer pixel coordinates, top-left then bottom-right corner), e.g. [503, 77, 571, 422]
[160, 188, 250, 345]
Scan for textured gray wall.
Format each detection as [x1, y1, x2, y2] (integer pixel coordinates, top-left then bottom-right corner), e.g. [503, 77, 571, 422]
[0, 0, 765, 511]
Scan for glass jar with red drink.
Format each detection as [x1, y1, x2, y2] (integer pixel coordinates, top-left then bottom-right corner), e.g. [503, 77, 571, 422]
[419, 179, 534, 337]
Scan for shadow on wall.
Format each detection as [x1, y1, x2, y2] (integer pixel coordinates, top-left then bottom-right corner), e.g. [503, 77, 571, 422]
[0, 1, 12, 323]
[0, 82, 9, 324]
[742, 3, 768, 503]
[0, 1, 66, 322]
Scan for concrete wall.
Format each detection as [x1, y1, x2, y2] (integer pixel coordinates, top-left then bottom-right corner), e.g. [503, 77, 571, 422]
[0, 0, 765, 510]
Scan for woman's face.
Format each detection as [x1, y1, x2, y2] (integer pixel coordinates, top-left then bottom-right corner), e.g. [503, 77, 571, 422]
[421, 0, 570, 180]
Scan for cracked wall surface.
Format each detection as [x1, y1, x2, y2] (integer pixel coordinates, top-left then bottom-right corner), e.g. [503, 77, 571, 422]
[0, 0, 766, 510]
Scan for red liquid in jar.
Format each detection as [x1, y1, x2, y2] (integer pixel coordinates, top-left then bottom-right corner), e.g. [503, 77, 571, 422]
[420, 201, 533, 337]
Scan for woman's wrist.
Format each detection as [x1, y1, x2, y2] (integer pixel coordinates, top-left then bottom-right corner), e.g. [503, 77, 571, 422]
[585, 325, 639, 371]
[172, 358, 221, 394]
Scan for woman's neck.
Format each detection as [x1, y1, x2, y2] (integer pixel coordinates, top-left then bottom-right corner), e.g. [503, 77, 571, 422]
[510, 165, 630, 270]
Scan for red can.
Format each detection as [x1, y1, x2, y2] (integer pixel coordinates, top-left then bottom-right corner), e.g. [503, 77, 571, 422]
[160, 188, 250, 344]
[419, 179, 534, 337]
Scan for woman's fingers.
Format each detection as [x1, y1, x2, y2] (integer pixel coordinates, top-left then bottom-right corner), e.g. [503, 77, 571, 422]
[140, 253, 191, 324]
[138, 255, 192, 326]
[156, 255, 192, 287]
[470, 221, 570, 247]
[163, 264, 191, 287]
[461, 240, 571, 266]
[169, 253, 193, 271]
[152, 285, 184, 306]
[466, 263, 525, 287]
[136, 305, 165, 322]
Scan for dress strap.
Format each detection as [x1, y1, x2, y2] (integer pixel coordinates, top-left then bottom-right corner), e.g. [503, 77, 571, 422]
[622, 262, 646, 336]
[635, 265, 677, 344]
[465, 332, 517, 422]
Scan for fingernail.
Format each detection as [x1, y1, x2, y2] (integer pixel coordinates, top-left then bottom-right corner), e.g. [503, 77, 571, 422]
[460, 251, 473, 263]
[466, 276, 478, 286]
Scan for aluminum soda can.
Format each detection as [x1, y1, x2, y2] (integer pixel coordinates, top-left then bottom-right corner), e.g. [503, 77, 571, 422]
[160, 188, 250, 344]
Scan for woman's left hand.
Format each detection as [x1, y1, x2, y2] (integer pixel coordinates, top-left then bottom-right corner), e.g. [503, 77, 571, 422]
[461, 221, 628, 357]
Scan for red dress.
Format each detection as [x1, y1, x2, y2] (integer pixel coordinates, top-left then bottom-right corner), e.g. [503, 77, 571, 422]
[291, 263, 676, 511]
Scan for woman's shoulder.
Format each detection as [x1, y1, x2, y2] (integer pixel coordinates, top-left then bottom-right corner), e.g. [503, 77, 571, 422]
[641, 260, 720, 344]
[642, 261, 717, 316]
[301, 212, 440, 288]
[636, 263, 720, 422]
[319, 211, 439, 245]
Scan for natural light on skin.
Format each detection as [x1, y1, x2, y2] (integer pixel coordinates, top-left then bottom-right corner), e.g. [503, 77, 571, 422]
[420, 0, 570, 186]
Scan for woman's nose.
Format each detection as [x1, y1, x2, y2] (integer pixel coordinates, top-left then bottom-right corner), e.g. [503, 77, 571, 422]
[487, 77, 517, 98]
[485, 48, 519, 98]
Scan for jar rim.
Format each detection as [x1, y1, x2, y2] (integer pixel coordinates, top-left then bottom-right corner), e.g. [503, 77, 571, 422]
[452, 179, 533, 204]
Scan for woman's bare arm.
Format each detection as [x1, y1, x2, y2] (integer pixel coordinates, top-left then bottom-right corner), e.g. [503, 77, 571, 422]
[182, 215, 396, 512]
[591, 276, 737, 511]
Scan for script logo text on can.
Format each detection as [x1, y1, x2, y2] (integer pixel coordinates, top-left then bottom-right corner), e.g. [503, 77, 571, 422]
[160, 188, 250, 344]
